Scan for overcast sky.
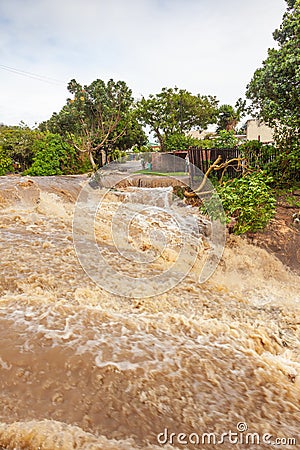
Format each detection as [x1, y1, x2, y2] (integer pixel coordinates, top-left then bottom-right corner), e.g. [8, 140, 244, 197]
[0, 0, 286, 127]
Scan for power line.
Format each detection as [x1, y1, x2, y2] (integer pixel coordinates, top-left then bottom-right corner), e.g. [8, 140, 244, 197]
[0, 64, 66, 86]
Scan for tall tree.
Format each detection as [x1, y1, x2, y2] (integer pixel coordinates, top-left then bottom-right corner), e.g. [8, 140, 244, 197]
[246, 0, 300, 130]
[136, 87, 218, 151]
[44, 78, 134, 169]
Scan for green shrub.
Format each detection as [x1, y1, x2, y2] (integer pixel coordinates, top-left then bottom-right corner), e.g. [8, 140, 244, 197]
[132, 144, 153, 153]
[24, 133, 90, 176]
[110, 149, 127, 161]
[203, 172, 276, 234]
[76, 154, 93, 173]
[164, 133, 196, 151]
[240, 140, 277, 170]
[195, 138, 213, 149]
[0, 146, 13, 175]
[213, 130, 238, 149]
[265, 128, 300, 185]
[0, 125, 38, 171]
[240, 129, 300, 186]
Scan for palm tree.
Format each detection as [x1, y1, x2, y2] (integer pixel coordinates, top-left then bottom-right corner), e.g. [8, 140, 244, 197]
[217, 100, 245, 132]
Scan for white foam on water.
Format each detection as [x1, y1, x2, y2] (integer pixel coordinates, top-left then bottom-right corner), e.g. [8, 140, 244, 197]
[0, 176, 299, 449]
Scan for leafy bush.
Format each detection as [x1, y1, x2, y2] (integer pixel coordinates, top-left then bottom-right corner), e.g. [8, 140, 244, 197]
[265, 127, 300, 184]
[240, 140, 277, 171]
[164, 133, 200, 151]
[267, 149, 300, 184]
[0, 146, 13, 175]
[213, 130, 238, 148]
[196, 138, 213, 149]
[110, 149, 127, 160]
[76, 153, 93, 174]
[163, 130, 241, 151]
[238, 136, 300, 186]
[132, 145, 153, 153]
[0, 125, 38, 171]
[24, 133, 90, 176]
[203, 172, 276, 234]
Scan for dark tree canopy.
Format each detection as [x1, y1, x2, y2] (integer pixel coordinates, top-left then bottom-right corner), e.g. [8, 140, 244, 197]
[246, 0, 300, 184]
[285, 0, 297, 9]
[246, 0, 300, 129]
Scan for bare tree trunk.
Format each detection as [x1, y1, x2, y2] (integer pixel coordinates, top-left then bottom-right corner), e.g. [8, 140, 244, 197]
[157, 134, 165, 152]
[153, 128, 165, 152]
[88, 151, 97, 171]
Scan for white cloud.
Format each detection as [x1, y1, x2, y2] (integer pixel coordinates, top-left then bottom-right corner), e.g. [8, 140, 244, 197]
[0, 0, 287, 126]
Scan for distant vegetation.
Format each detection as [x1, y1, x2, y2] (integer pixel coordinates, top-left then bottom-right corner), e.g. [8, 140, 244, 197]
[0, 0, 298, 237]
[0, 124, 92, 176]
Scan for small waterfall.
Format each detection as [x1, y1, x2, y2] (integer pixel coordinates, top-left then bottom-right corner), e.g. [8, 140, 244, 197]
[124, 186, 173, 208]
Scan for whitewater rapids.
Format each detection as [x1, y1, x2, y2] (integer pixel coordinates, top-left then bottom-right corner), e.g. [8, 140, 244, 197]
[0, 175, 299, 450]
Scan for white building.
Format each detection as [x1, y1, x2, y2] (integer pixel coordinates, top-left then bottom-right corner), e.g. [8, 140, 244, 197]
[246, 119, 274, 143]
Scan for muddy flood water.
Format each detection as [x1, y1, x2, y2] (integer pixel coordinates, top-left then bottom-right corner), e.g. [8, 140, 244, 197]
[0, 174, 299, 450]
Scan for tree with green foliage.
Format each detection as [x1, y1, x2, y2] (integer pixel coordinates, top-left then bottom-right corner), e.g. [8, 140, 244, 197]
[246, 0, 300, 129]
[0, 145, 13, 175]
[0, 124, 39, 171]
[107, 110, 147, 153]
[43, 78, 134, 170]
[246, 0, 300, 184]
[136, 87, 218, 152]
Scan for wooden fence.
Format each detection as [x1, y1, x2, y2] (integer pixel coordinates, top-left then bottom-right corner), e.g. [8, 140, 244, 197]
[187, 146, 300, 182]
[188, 147, 241, 181]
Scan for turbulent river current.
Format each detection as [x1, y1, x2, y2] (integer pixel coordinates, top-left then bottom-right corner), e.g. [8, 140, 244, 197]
[0, 171, 299, 449]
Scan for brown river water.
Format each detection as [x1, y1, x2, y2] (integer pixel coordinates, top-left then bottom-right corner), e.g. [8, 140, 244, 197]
[0, 174, 299, 450]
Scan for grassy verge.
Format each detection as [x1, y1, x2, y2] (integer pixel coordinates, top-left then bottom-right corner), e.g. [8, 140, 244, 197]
[134, 170, 188, 177]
